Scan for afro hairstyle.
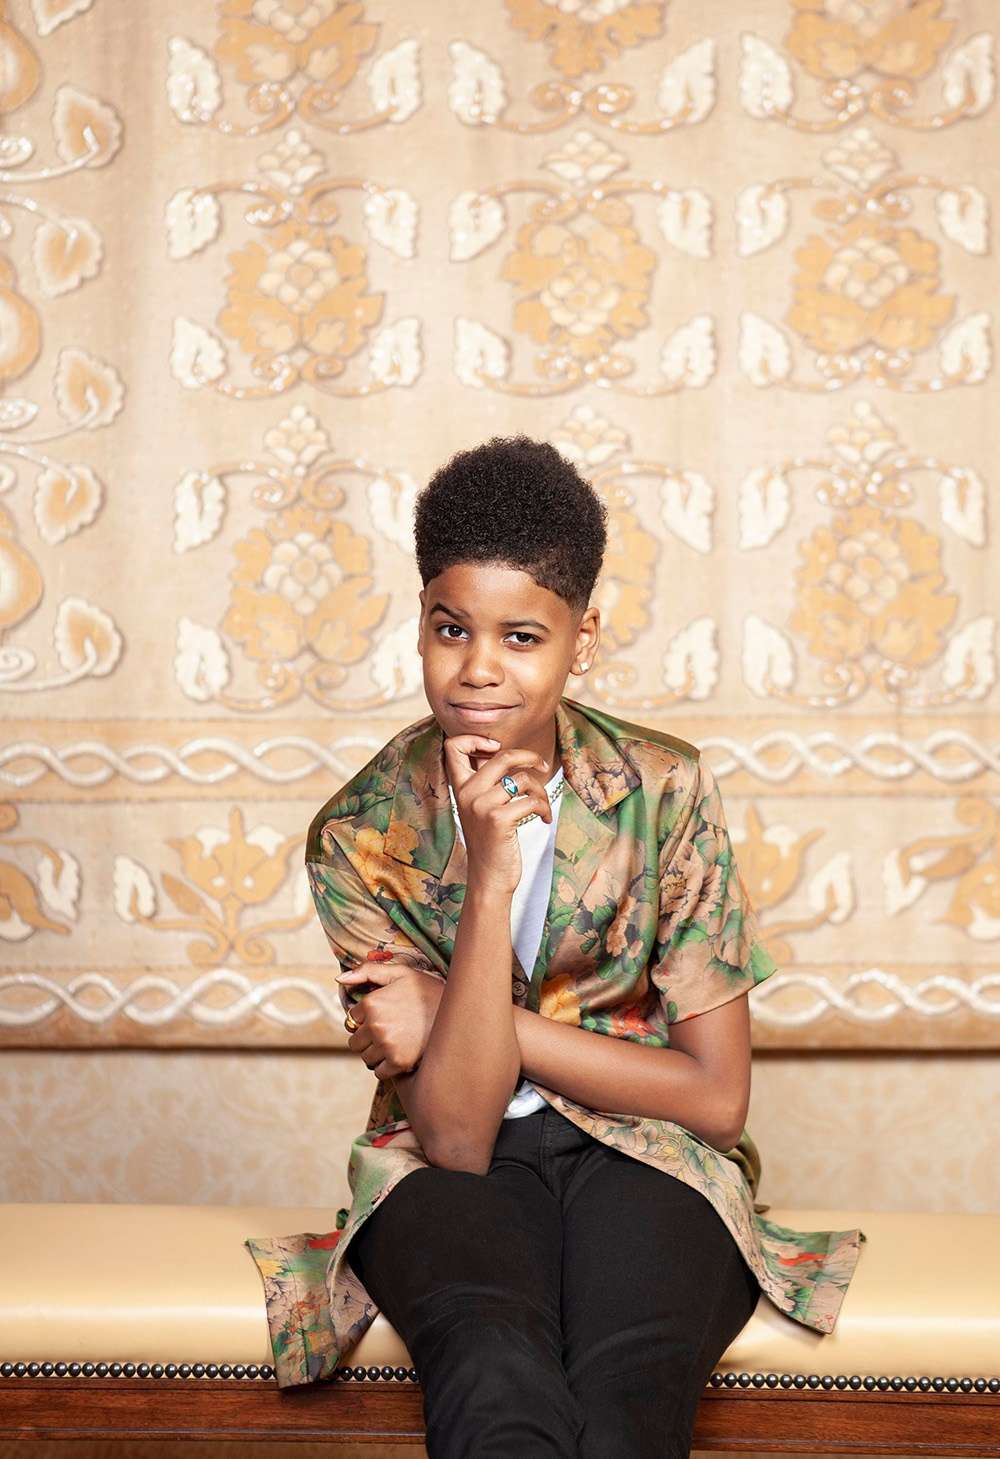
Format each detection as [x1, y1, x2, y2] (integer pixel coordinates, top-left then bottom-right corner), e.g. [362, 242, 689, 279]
[414, 435, 606, 611]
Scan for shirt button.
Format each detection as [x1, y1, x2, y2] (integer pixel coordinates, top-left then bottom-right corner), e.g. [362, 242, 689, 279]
[512, 979, 527, 998]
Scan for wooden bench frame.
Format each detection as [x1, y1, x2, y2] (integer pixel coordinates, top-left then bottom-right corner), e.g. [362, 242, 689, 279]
[2, 1366, 998, 1452]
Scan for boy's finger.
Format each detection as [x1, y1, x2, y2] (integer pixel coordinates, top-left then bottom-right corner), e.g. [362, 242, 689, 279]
[476, 748, 550, 785]
[336, 967, 370, 984]
[469, 764, 548, 810]
[337, 962, 410, 987]
[443, 734, 500, 790]
[496, 785, 553, 825]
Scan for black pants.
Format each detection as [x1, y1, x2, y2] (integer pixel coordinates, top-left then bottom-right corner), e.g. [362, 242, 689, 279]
[347, 1105, 760, 1458]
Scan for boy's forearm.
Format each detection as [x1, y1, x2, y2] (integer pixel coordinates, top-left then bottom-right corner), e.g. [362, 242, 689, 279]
[394, 882, 519, 1173]
[510, 1008, 746, 1151]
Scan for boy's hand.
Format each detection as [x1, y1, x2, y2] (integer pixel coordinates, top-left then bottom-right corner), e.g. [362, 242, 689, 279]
[444, 733, 552, 897]
[338, 963, 444, 1081]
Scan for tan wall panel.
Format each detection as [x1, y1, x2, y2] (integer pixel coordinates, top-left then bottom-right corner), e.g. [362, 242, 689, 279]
[0, 0, 997, 1059]
[2, 1048, 997, 1214]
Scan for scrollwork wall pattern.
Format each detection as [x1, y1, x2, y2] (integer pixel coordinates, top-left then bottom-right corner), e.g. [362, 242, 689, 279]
[0, 1, 125, 694]
[0, 0, 996, 1083]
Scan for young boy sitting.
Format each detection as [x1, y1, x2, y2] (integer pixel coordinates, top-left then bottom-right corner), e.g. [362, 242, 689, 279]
[247, 435, 863, 1459]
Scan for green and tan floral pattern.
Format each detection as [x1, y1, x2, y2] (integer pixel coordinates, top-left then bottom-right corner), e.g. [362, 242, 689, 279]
[247, 699, 864, 1387]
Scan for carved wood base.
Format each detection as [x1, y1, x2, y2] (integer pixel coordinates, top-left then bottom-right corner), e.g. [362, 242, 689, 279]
[1, 1379, 998, 1453]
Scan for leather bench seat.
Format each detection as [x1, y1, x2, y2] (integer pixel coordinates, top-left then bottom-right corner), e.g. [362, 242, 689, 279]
[2, 1204, 998, 1381]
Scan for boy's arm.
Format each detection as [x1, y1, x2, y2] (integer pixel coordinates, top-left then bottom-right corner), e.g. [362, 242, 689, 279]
[388, 735, 552, 1174]
[347, 968, 750, 1152]
[391, 882, 518, 1173]
[510, 994, 750, 1151]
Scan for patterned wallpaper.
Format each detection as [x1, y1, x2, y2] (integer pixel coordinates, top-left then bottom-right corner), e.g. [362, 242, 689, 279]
[5, 1046, 999, 1212]
[1, 0, 998, 1059]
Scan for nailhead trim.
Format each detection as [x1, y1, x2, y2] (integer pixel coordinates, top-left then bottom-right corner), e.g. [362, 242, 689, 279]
[0, 1362, 997, 1391]
[0, 1360, 274, 1381]
[706, 1373, 999, 1394]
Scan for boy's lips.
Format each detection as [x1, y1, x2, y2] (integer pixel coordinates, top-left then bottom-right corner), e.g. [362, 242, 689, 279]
[449, 702, 518, 724]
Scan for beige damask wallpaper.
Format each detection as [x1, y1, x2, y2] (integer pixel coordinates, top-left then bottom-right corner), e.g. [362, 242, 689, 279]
[0, 0, 997, 1207]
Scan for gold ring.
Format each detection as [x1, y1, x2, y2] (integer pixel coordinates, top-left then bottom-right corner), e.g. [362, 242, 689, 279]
[344, 1011, 359, 1033]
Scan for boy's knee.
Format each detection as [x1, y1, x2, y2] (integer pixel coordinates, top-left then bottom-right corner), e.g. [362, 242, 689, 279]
[419, 1306, 584, 1457]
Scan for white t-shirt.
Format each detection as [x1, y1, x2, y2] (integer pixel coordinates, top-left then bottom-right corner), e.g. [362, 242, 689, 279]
[449, 767, 563, 1119]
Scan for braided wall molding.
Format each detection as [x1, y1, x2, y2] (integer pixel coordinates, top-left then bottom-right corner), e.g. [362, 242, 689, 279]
[0, 970, 342, 1029]
[3, 967, 999, 1032]
[699, 731, 1000, 784]
[0, 1360, 997, 1393]
[752, 969, 1000, 1026]
[0, 735, 382, 789]
[1, 729, 998, 789]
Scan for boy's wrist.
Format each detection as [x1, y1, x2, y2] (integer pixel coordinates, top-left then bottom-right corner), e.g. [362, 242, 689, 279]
[463, 875, 515, 912]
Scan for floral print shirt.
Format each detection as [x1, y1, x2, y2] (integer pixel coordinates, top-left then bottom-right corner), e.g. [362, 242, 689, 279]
[246, 698, 864, 1388]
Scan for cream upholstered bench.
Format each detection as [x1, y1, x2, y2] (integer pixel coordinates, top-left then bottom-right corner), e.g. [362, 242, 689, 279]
[1, 1203, 998, 1451]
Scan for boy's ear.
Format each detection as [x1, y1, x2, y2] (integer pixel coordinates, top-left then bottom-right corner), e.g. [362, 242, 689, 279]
[575, 604, 600, 668]
[416, 588, 425, 656]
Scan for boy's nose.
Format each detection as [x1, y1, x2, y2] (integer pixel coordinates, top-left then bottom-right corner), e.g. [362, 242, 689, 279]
[459, 643, 503, 686]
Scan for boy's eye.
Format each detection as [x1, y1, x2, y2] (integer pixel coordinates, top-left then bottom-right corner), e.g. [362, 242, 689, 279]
[439, 624, 466, 640]
[509, 632, 539, 646]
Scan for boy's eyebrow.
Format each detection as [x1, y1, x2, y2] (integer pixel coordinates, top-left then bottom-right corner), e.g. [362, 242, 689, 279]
[428, 602, 550, 632]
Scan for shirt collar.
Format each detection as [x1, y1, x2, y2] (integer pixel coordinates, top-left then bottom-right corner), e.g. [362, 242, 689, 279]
[383, 697, 640, 876]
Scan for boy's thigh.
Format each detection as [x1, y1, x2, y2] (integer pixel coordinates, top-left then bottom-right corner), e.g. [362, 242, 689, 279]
[559, 1147, 759, 1380]
[347, 1162, 564, 1338]
[558, 1150, 759, 1457]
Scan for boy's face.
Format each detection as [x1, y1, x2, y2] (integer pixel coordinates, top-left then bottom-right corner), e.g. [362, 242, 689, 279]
[418, 562, 600, 774]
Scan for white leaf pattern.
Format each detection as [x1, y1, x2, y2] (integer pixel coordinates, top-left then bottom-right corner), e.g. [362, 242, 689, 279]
[367, 473, 418, 553]
[175, 618, 230, 702]
[659, 315, 715, 388]
[362, 188, 418, 259]
[739, 34, 793, 118]
[938, 469, 986, 547]
[656, 38, 716, 124]
[939, 312, 992, 386]
[657, 189, 712, 258]
[448, 191, 506, 261]
[736, 185, 789, 257]
[367, 319, 422, 387]
[941, 616, 996, 700]
[454, 319, 508, 388]
[739, 312, 792, 387]
[662, 617, 718, 701]
[170, 317, 226, 390]
[370, 617, 422, 699]
[935, 186, 989, 254]
[807, 853, 854, 925]
[165, 188, 221, 261]
[739, 467, 790, 549]
[941, 33, 994, 117]
[368, 39, 421, 123]
[660, 472, 714, 553]
[112, 855, 157, 923]
[167, 36, 222, 122]
[448, 41, 507, 124]
[743, 615, 795, 697]
[173, 472, 227, 554]
[36, 849, 81, 920]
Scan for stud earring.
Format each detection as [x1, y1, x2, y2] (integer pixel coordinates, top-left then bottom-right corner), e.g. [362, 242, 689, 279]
[579, 661, 589, 672]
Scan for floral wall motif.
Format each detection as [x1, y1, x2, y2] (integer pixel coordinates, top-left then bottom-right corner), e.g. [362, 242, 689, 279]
[0, 1, 124, 696]
[1, 0, 997, 1098]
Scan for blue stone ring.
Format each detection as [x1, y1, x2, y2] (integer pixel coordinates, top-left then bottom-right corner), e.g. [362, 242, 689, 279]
[502, 774, 519, 799]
